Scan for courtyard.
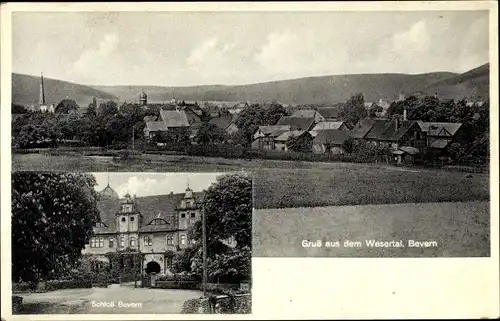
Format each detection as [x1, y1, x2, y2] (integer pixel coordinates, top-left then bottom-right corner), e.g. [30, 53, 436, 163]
[16, 282, 203, 314]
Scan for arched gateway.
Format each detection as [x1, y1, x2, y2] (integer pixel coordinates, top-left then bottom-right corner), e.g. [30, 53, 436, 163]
[145, 261, 161, 274]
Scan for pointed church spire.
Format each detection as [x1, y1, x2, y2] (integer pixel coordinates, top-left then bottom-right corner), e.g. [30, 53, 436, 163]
[39, 72, 46, 105]
[107, 173, 110, 187]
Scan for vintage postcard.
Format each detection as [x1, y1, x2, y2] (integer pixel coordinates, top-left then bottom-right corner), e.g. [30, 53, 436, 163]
[1, 1, 499, 320]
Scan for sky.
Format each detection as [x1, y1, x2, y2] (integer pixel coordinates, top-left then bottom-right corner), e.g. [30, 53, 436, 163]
[12, 10, 489, 86]
[92, 172, 226, 198]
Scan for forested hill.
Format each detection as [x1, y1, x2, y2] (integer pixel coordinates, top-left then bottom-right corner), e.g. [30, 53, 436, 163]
[13, 63, 489, 108]
[12, 73, 119, 108]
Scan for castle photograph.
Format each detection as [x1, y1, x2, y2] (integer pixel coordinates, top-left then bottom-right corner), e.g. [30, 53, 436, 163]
[11, 172, 252, 314]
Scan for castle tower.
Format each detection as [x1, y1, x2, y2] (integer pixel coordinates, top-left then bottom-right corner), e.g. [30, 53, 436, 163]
[139, 90, 147, 105]
[116, 193, 142, 250]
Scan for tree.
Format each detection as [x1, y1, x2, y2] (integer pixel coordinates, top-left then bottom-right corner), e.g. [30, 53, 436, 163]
[195, 123, 227, 145]
[55, 99, 79, 114]
[188, 173, 252, 282]
[340, 93, 367, 127]
[234, 104, 266, 144]
[12, 173, 100, 284]
[264, 102, 288, 125]
[285, 133, 313, 153]
[12, 103, 29, 114]
[171, 246, 198, 273]
[342, 136, 356, 154]
[85, 98, 97, 118]
[98, 100, 119, 118]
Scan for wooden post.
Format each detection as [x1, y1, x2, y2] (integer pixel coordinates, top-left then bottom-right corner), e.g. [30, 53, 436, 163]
[134, 254, 137, 288]
[202, 208, 208, 297]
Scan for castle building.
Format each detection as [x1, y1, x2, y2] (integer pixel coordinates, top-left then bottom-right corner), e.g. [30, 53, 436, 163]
[82, 182, 203, 275]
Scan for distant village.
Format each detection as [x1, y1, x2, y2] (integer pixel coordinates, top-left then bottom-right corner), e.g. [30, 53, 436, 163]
[13, 73, 489, 166]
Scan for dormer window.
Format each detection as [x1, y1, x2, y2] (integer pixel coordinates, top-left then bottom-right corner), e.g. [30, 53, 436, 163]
[147, 218, 169, 225]
[94, 221, 108, 228]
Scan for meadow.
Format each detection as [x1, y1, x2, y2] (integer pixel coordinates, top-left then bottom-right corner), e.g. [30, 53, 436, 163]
[13, 152, 489, 210]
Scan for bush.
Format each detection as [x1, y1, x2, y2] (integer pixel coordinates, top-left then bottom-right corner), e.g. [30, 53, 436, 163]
[45, 279, 92, 291]
[112, 149, 142, 161]
[157, 273, 200, 282]
[12, 281, 37, 292]
[154, 280, 200, 290]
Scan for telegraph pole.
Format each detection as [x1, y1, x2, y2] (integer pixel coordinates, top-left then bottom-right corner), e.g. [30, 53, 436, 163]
[202, 208, 208, 297]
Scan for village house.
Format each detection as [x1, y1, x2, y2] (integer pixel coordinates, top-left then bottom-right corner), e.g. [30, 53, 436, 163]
[418, 122, 464, 150]
[316, 106, 342, 120]
[83, 184, 204, 275]
[311, 120, 350, 132]
[312, 129, 350, 154]
[351, 116, 427, 150]
[252, 125, 291, 150]
[208, 112, 239, 135]
[274, 130, 313, 152]
[276, 116, 316, 131]
[290, 109, 325, 123]
[143, 108, 191, 140]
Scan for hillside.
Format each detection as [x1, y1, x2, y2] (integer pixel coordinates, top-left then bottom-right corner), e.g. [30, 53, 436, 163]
[12, 64, 489, 107]
[93, 85, 228, 104]
[12, 73, 119, 108]
[93, 72, 458, 105]
[423, 63, 489, 100]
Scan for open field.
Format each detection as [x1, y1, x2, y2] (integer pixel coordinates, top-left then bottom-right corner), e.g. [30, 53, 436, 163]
[13, 152, 489, 209]
[253, 201, 490, 257]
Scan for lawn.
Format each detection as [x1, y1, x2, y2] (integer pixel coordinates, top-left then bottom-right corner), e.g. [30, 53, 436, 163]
[253, 201, 490, 257]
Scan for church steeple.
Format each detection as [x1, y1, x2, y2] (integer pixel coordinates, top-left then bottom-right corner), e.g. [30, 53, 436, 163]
[39, 72, 46, 105]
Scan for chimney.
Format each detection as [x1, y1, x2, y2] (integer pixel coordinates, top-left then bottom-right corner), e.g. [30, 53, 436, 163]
[403, 107, 407, 121]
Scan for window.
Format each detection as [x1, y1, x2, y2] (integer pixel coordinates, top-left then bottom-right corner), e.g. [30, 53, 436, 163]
[122, 204, 132, 213]
[190, 212, 196, 218]
[98, 237, 104, 248]
[109, 238, 114, 248]
[166, 235, 173, 245]
[120, 236, 125, 247]
[121, 217, 126, 222]
[181, 213, 186, 218]
[130, 237, 136, 247]
[144, 236, 152, 246]
[180, 234, 186, 245]
[130, 216, 135, 222]
[90, 238, 95, 248]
